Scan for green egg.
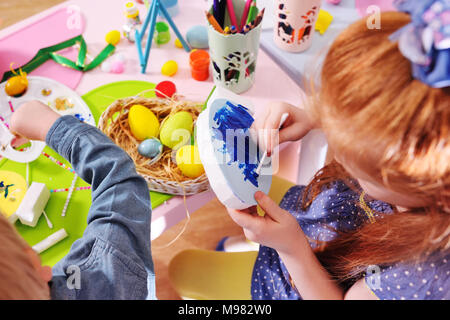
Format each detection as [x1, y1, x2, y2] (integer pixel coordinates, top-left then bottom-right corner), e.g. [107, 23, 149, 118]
[159, 111, 194, 149]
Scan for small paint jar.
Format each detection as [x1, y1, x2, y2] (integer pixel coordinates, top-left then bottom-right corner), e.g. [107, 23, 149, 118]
[207, 1, 262, 94]
[189, 50, 210, 81]
[155, 21, 171, 45]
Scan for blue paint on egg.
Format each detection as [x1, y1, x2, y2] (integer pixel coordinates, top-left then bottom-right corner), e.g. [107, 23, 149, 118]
[186, 25, 209, 49]
[212, 101, 260, 187]
[138, 138, 163, 159]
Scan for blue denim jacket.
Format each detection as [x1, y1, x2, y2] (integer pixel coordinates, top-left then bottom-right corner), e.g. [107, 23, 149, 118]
[46, 116, 155, 300]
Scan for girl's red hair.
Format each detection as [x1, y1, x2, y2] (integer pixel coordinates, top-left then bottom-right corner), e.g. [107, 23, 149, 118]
[305, 12, 450, 283]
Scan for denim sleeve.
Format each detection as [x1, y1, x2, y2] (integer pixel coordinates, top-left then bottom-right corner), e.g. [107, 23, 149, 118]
[47, 116, 155, 300]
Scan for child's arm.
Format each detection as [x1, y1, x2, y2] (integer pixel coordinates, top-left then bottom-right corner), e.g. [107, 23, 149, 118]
[227, 191, 376, 300]
[11, 101, 154, 299]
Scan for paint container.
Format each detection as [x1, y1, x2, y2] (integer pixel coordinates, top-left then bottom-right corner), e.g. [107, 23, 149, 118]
[189, 50, 210, 81]
[207, 1, 262, 94]
[274, 0, 321, 52]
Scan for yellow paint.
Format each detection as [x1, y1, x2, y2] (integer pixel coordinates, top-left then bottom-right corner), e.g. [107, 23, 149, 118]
[0, 170, 28, 219]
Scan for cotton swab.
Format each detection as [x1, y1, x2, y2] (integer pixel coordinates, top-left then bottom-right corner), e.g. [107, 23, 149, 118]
[256, 113, 289, 175]
[32, 228, 68, 254]
[61, 174, 77, 217]
[41, 210, 53, 229]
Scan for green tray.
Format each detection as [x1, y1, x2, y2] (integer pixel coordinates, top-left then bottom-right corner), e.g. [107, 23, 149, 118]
[0, 80, 173, 267]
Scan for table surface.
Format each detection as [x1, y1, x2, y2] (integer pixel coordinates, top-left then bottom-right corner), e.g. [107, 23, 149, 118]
[0, 0, 304, 241]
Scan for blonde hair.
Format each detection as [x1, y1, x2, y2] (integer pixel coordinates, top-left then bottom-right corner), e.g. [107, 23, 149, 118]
[304, 12, 450, 281]
[0, 215, 50, 299]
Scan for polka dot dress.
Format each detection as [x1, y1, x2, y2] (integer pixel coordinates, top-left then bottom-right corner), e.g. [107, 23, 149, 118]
[250, 181, 450, 300]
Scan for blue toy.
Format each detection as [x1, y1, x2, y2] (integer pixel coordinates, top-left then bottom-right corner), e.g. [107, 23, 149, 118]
[135, 0, 190, 74]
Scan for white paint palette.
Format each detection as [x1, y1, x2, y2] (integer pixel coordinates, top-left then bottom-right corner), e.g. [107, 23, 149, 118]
[0, 76, 95, 163]
[197, 87, 272, 209]
[0, 76, 95, 126]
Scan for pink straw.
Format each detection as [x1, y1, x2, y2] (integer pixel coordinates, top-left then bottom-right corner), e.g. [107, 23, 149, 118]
[239, 0, 252, 31]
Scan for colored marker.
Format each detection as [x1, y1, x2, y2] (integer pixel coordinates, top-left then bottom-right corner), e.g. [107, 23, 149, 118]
[226, 0, 238, 28]
[252, 7, 265, 29]
[230, 25, 238, 34]
[206, 11, 225, 33]
[246, 0, 258, 24]
[239, 0, 253, 31]
[224, 26, 231, 35]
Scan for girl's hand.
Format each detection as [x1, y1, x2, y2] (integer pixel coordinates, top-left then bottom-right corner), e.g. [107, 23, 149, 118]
[226, 191, 308, 255]
[10, 100, 60, 141]
[252, 102, 316, 156]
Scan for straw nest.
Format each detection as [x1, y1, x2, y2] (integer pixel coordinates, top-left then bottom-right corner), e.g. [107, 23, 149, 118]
[98, 96, 210, 196]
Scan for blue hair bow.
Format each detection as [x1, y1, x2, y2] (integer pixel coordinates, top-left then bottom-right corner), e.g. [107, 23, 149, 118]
[390, 0, 450, 88]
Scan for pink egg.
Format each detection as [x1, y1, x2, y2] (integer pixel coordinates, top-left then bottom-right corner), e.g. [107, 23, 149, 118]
[110, 60, 125, 73]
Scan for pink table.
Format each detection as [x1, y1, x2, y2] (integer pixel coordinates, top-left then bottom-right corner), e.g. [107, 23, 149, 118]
[0, 0, 303, 240]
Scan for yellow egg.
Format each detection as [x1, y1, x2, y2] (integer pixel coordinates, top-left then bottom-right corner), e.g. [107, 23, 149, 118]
[128, 104, 160, 141]
[176, 145, 204, 178]
[161, 60, 178, 77]
[105, 30, 121, 46]
[174, 38, 183, 49]
[5, 73, 28, 97]
[159, 111, 193, 149]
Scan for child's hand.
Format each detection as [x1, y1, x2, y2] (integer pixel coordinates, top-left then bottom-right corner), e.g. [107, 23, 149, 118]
[10, 100, 61, 141]
[226, 191, 308, 255]
[252, 102, 316, 156]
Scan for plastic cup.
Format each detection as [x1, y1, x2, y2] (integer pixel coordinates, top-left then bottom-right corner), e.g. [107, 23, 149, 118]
[189, 50, 210, 81]
[273, 0, 322, 52]
[207, 0, 262, 94]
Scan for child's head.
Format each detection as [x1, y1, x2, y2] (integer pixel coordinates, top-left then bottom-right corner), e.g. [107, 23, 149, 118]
[313, 11, 449, 211]
[307, 11, 449, 278]
[0, 215, 51, 299]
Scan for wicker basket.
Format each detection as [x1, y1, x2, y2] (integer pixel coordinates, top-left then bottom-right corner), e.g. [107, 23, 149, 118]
[98, 96, 210, 196]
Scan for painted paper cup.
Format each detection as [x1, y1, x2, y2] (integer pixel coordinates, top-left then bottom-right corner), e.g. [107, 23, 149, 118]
[274, 0, 322, 52]
[207, 1, 262, 94]
[189, 50, 210, 81]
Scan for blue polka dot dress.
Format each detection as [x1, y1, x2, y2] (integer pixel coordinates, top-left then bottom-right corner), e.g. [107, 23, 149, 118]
[250, 181, 450, 300]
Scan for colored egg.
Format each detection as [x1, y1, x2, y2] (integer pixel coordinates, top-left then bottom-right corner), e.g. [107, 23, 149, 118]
[176, 145, 204, 178]
[161, 60, 178, 77]
[128, 104, 160, 141]
[186, 25, 209, 49]
[5, 74, 28, 97]
[105, 30, 121, 45]
[174, 38, 183, 48]
[155, 80, 177, 98]
[138, 138, 163, 159]
[159, 111, 193, 149]
[110, 60, 125, 73]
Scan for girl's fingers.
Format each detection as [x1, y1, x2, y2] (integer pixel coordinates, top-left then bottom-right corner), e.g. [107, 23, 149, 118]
[227, 207, 262, 229]
[254, 191, 284, 221]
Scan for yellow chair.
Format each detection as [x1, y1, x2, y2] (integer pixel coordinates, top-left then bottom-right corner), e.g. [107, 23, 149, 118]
[168, 175, 296, 300]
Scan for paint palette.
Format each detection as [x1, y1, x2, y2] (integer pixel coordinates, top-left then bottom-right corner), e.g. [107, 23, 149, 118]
[197, 87, 272, 209]
[0, 76, 95, 127]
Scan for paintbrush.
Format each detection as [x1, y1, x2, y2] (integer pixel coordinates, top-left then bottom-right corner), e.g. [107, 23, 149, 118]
[256, 112, 289, 175]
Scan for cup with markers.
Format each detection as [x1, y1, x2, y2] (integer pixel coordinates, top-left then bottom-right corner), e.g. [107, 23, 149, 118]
[206, 0, 265, 94]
